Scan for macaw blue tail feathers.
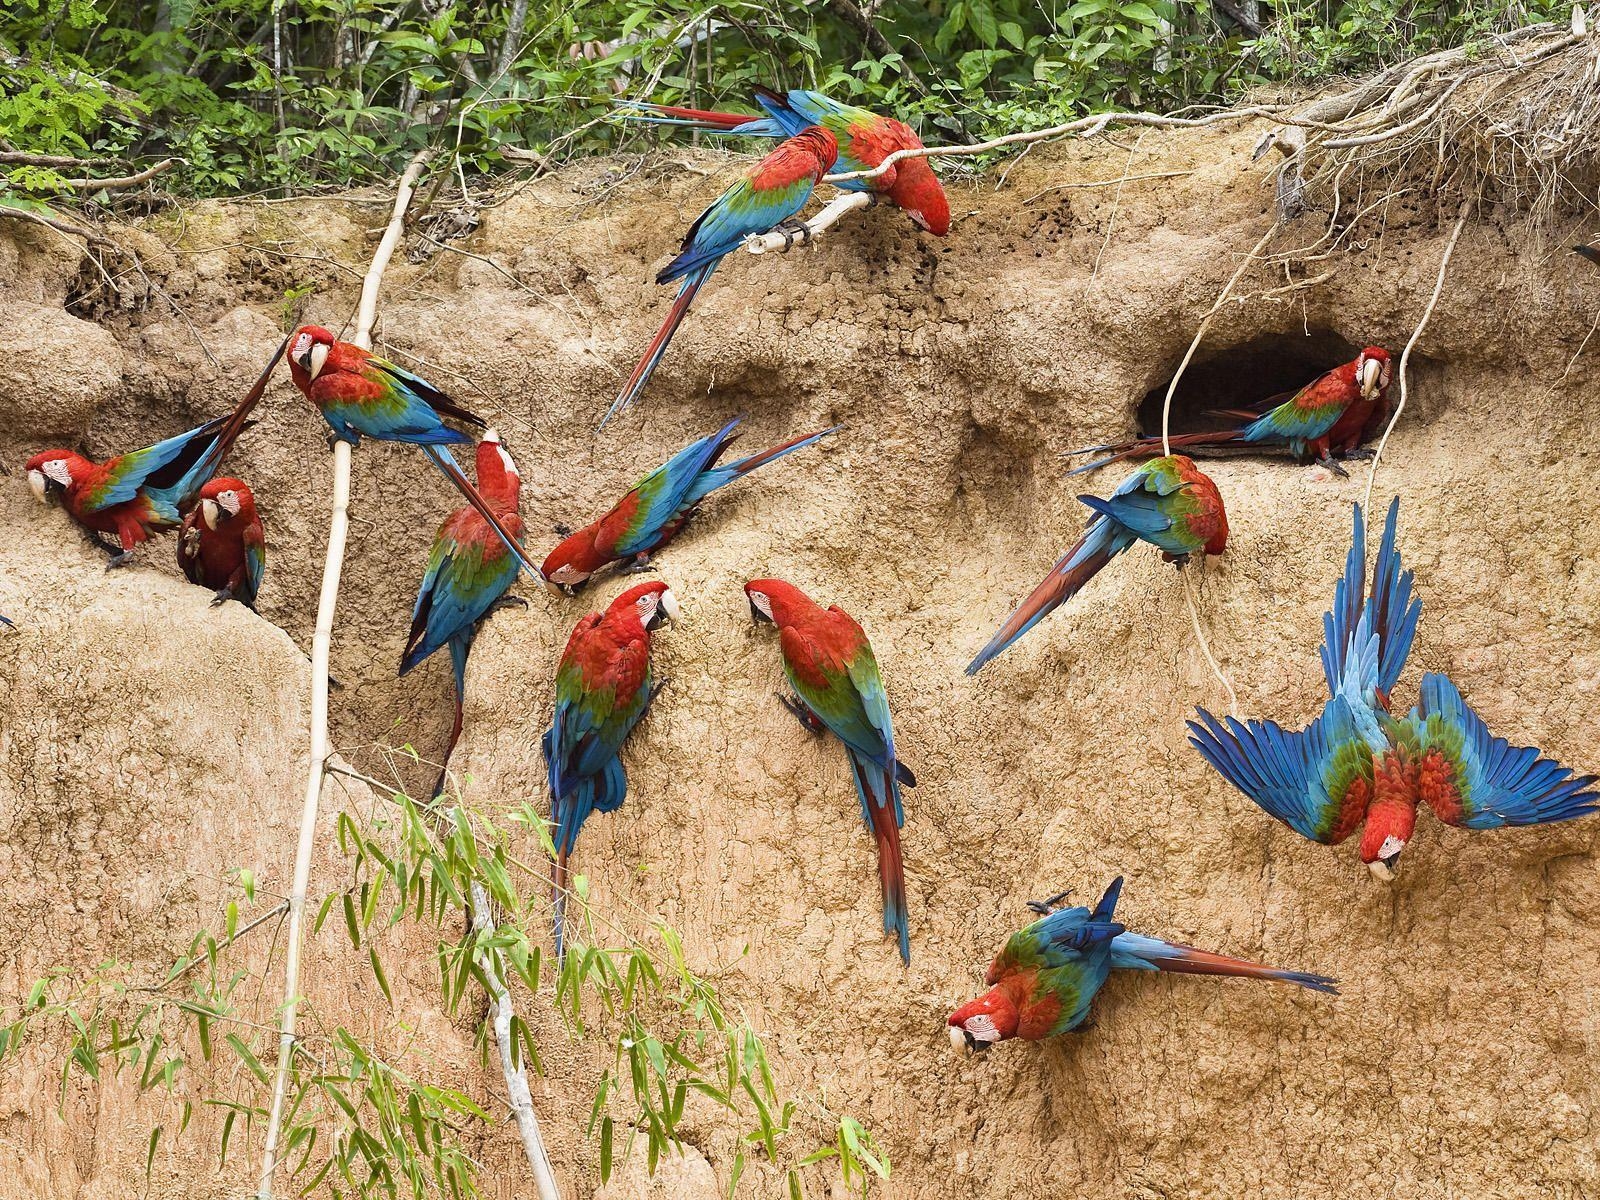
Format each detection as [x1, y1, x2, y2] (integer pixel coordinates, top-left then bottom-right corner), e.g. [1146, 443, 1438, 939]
[603, 265, 715, 427]
[965, 517, 1130, 675]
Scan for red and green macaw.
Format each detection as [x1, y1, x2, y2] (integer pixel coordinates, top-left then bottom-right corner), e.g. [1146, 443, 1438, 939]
[948, 877, 1337, 1051]
[604, 125, 838, 426]
[23, 346, 281, 568]
[745, 578, 915, 964]
[1069, 348, 1392, 476]
[966, 454, 1228, 675]
[543, 581, 680, 958]
[178, 477, 266, 609]
[400, 431, 526, 796]
[620, 86, 951, 236]
[1190, 499, 1598, 880]
[542, 417, 838, 593]
[284, 325, 539, 577]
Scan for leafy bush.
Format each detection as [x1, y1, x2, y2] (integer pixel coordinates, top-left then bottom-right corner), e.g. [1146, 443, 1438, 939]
[0, 0, 1573, 202]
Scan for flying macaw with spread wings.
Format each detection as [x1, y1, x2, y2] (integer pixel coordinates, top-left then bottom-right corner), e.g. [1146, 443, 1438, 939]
[1189, 499, 1598, 880]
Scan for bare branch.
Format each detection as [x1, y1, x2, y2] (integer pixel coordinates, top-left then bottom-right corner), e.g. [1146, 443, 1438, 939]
[60, 158, 177, 190]
[255, 146, 435, 1200]
[743, 191, 872, 255]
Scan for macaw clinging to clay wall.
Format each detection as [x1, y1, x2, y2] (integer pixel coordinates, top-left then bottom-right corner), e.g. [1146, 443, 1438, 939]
[401, 431, 526, 796]
[948, 878, 1337, 1051]
[1067, 348, 1392, 477]
[542, 418, 837, 593]
[966, 454, 1228, 675]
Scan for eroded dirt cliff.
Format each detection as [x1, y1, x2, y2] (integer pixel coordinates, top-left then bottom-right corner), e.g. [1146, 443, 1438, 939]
[3, 122, 1599, 1198]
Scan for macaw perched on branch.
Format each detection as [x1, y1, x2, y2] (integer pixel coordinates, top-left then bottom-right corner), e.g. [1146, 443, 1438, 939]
[745, 579, 916, 963]
[1067, 348, 1393, 477]
[284, 325, 540, 578]
[619, 86, 951, 236]
[178, 478, 266, 609]
[400, 431, 526, 797]
[542, 418, 838, 593]
[1189, 500, 1598, 881]
[604, 125, 838, 426]
[948, 877, 1337, 1051]
[543, 581, 679, 959]
[23, 339, 284, 567]
[966, 454, 1228, 675]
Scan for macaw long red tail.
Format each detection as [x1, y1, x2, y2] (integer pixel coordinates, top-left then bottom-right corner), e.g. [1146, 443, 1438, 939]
[616, 100, 757, 130]
[1065, 429, 1246, 477]
[870, 785, 910, 966]
[601, 266, 713, 428]
[1110, 932, 1339, 994]
[727, 426, 842, 477]
[552, 850, 570, 963]
[420, 444, 541, 579]
[965, 520, 1127, 675]
[430, 636, 471, 800]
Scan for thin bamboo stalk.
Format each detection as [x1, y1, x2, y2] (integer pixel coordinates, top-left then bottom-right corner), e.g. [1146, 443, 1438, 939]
[254, 147, 433, 1200]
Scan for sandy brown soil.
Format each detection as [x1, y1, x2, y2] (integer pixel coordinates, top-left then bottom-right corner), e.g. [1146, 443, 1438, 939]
[2, 122, 1599, 1199]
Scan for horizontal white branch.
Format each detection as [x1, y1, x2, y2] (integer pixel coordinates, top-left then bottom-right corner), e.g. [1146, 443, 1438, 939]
[743, 191, 871, 255]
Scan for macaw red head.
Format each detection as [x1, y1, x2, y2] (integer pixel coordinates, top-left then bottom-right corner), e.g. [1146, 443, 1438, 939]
[24, 450, 89, 503]
[890, 158, 950, 237]
[744, 578, 816, 628]
[947, 985, 1020, 1053]
[1354, 346, 1391, 401]
[475, 429, 522, 510]
[609, 580, 680, 632]
[542, 522, 607, 595]
[287, 325, 337, 388]
[197, 477, 258, 530]
[1358, 795, 1417, 882]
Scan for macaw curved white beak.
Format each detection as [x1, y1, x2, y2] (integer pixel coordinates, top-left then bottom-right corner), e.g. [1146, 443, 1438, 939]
[296, 341, 330, 381]
[27, 469, 47, 502]
[1367, 857, 1397, 882]
[201, 498, 221, 531]
[659, 589, 681, 626]
[1359, 357, 1382, 400]
[948, 1025, 970, 1055]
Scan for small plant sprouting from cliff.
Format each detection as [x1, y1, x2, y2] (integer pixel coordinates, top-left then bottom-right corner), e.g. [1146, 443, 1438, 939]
[0, 766, 890, 1199]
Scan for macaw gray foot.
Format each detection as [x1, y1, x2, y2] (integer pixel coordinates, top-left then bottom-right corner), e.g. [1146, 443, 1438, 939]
[625, 555, 657, 574]
[1341, 447, 1376, 461]
[775, 218, 814, 252]
[1316, 454, 1351, 478]
[104, 551, 134, 570]
[778, 693, 826, 735]
[553, 523, 573, 538]
[1025, 890, 1072, 916]
[492, 594, 530, 613]
[210, 587, 234, 607]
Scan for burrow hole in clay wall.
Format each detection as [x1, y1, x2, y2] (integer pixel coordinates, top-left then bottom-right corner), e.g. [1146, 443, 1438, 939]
[1136, 329, 1362, 437]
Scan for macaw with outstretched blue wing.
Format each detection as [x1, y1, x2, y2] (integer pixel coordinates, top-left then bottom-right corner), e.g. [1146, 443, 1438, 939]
[604, 125, 838, 426]
[1190, 499, 1596, 881]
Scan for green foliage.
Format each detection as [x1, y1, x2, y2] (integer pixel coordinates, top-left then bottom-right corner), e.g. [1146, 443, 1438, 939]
[0, 771, 888, 1198]
[0, 0, 1574, 204]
